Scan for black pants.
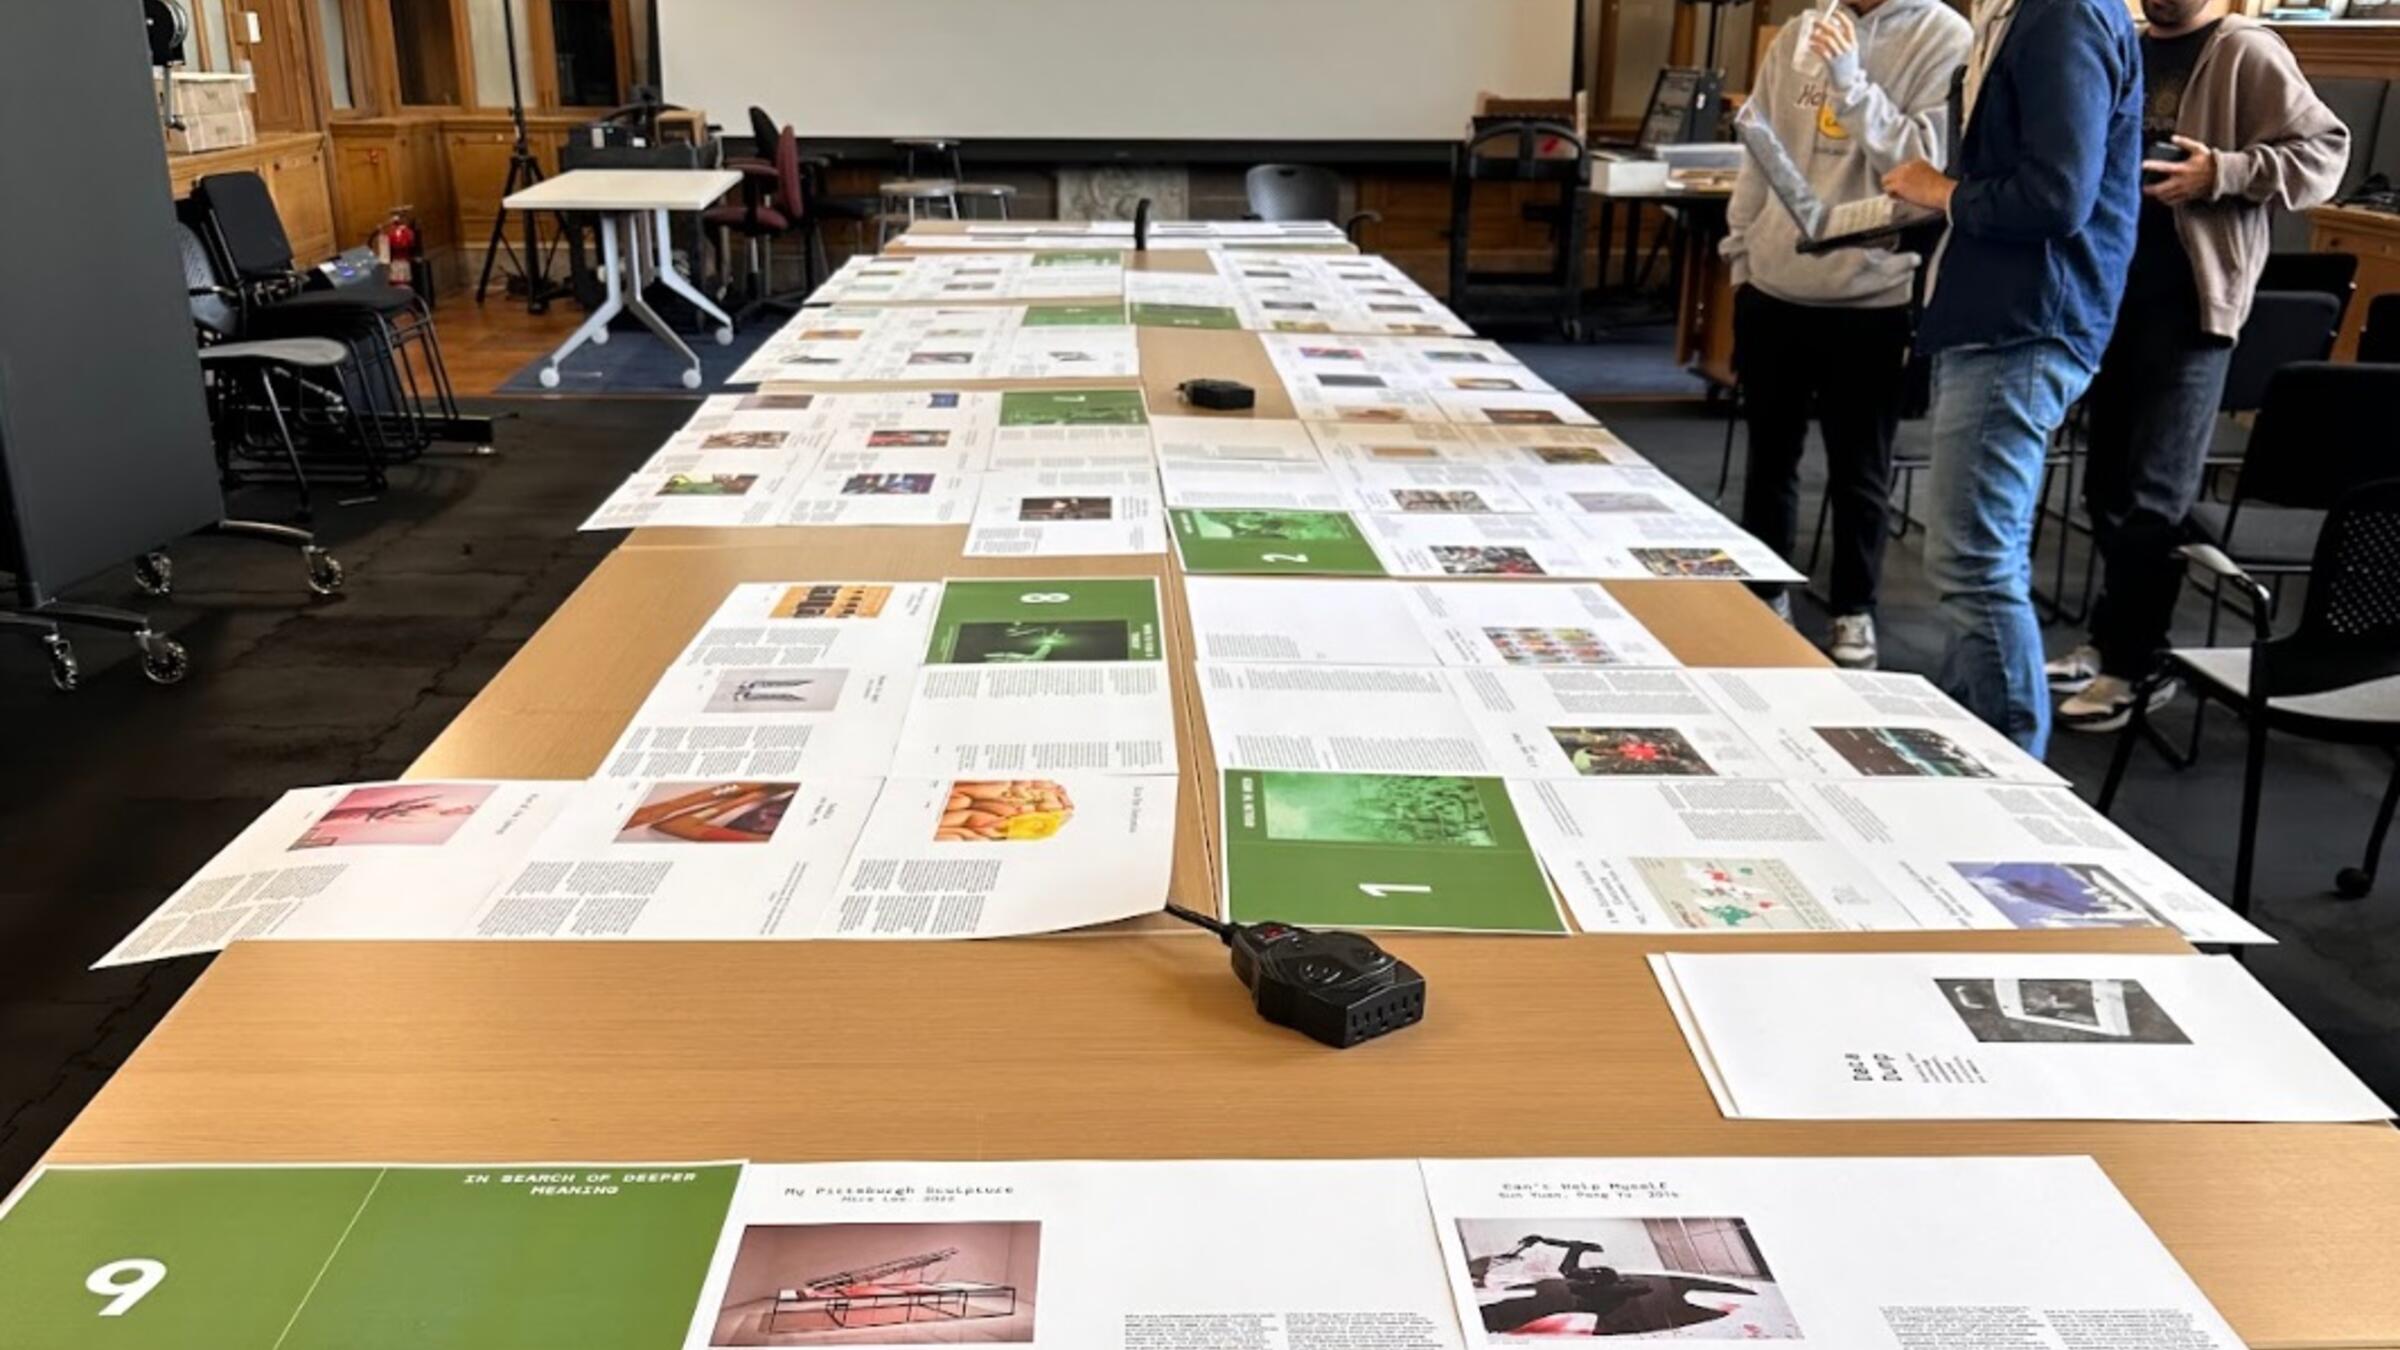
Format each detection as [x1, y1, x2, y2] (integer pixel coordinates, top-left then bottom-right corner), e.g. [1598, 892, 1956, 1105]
[2082, 292, 2234, 679]
[1734, 286, 1913, 616]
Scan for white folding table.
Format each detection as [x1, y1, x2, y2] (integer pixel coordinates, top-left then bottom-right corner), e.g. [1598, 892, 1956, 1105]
[501, 168, 743, 390]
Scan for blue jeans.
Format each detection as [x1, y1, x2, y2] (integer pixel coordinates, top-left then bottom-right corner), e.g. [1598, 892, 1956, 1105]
[1923, 340, 2097, 759]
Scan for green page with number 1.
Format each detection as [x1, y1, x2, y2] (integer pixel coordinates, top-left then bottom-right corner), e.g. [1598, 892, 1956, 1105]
[1220, 769, 1566, 932]
[0, 1163, 739, 1350]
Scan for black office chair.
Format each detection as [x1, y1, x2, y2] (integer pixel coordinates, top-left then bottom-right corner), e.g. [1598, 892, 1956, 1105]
[1245, 165, 1381, 241]
[2361, 292, 2400, 365]
[2101, 478, 2400, 913]
[2194, 288, 2342, 503]
[2256, 250, 2359, 328]
[2189, 359, 2383, 623]
[177, 222, 387, 510]
[188, 171, 458, 457]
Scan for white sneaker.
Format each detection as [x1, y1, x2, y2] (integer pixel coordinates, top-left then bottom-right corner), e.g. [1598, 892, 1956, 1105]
[2046, 643, 2102, 693]
[2058, 674, 2180, 733]
[1829, 613, 1878, 669]
[1766, 591, 1793, 623]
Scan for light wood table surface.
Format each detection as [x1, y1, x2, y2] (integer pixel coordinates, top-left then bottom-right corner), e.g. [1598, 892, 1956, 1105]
[42, 222, 2400, 1350]
[46, 930, 2400, 1350]
[408, 537, 1824, 923]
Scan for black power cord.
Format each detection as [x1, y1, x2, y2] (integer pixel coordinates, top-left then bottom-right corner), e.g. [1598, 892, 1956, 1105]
[1165, 905, 1426, 1049]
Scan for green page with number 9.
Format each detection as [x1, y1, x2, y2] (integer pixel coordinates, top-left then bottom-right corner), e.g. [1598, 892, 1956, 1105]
[0, 1164, 739, 1350]
[1221, 770, 1566, 932]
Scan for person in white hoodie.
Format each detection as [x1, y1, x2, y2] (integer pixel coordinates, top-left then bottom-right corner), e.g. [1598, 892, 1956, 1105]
[1722, 0, 1970, 668]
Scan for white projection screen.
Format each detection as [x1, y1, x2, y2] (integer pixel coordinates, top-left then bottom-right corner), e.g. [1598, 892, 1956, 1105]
[659, 0, 1577, 142]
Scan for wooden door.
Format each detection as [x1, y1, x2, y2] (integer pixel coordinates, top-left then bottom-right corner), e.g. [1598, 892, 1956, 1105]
[229, 0, 317, 132]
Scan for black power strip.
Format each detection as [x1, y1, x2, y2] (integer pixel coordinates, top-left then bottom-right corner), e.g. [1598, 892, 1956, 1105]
[1168, 905, 1427, 1048]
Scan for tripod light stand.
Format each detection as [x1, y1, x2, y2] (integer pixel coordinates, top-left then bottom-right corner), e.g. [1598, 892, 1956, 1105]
[475, 0, 568, 311]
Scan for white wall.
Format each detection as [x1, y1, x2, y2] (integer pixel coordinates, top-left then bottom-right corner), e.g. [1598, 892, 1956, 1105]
[659, 0, 1577, 141]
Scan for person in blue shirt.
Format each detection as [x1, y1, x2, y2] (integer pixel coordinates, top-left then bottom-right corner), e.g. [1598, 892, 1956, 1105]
[1880, 0, 2144, 756]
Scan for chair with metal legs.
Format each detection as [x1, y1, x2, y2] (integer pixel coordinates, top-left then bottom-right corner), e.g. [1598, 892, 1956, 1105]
[2100, 481, 2400, 914]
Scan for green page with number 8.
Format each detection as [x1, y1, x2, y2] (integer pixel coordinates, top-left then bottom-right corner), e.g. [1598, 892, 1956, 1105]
[0, 1164, 739, 1350]
[925, 578, 1165, 664]
[1170, 509, 1387, 576]
[1221, 769, 1566, 932]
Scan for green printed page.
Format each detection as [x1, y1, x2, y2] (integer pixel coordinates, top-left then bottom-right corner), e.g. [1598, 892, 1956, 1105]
[926, 577, 1165, 663]
[1028, 250, 1119, 268]
[0, 1164, 740, 1350]
[998, 389, 1149, 426]
[1222, 770, 1566, 932]
[1170, 509, 1387, 576]
[1021, 303, 1128, 327]
[1130, 302, 1243, 330]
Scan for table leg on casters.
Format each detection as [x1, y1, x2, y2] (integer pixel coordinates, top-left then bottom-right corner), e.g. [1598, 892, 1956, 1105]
[647, 206, 737, 351]
[619, 208, 708, 390]
[538, 213, 627, 388]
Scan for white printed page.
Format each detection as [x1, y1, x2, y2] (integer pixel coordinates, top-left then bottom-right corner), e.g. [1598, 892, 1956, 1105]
[1517, 469, 1725, 521]
[824, 775, 1175, 936]
[893, 662, 1178, 774]
[1183, 577, 1444, 665]
[1420, 1156, 2248, 1348]
[995, 323, 1141, 381]
[811, 421, 993, 476]
[1657, 951, 2392, 1121]
[1434, 390, 1599, 427]
[1698, 669, 2067, 786]
[1401, 580, 1679, 669]
[599, 664, 912, 780]
[1506, 778, 1915, 933]
[1360, 513, 1595, 580]
[1306, 420, 1488, 468]
[670, 582, 941, 672]
[1459, 424, 1650, 469]
[1335, 467, 1537, 517]
[1802, 779, 2270, 944]
[1150, 415, 1325, 464]
[1573, 514, 1805, 583]
[477, 778, 876, 939]
[683, 1160, 1465, 1350]
[1198, 662, 1498, 775]
[96, 782, 571, 967]
[780, 468, 982, 526]
[1158, 456, 1354, 511]
[579, 449, 806, 531]
[964, 472, 1166, 557]
[1449, 668, 1776, 779]
[679, 390, 837, 436]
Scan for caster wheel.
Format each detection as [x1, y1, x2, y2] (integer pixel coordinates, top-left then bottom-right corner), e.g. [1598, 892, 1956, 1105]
[680, 367, 703, 390]
[137, 633, 189, 686]
[715, 326, 735, 346]
[304, 547, 346, 596]
[591, 328, 610, 346]
[2335, 866, 2373, 900]
[44, 635, 79, 693]
[133, 551, 174, 596]
[538, 365, 561, 389]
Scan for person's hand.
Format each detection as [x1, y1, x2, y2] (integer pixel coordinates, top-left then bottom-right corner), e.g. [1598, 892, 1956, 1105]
[1810, 7, 1862, 89]
[1882, 159, 1956, 214]
[2143, 135, 2216, 206]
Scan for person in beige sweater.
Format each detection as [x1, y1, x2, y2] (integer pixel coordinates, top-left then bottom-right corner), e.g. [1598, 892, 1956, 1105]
[2050, 2, 2348, 731]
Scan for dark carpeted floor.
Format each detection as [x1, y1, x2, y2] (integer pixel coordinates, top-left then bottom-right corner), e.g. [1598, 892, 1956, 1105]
[0, 397, 690, 1187]
[1, 366, 2393, 1195]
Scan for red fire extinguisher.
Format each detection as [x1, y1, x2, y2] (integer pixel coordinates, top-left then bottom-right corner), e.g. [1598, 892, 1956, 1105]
[372, 207, 430, 305]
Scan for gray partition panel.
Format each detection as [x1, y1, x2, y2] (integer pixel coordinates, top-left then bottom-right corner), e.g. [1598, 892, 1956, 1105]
[0, 1, 226, 595]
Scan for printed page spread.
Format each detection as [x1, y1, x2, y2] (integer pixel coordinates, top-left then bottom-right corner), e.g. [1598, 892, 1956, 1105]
[1654, 951, 2393, 1121]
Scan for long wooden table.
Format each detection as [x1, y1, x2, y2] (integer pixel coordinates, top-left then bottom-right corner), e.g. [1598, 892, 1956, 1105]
[36, 225, 2400, 1350]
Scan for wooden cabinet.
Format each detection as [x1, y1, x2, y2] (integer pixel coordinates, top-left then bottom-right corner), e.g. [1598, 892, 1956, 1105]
[443, 114, 578, 255]
[331, 117, 457, 273]
[2308, 204, 2400, 362]
[163, 131, 339, 265]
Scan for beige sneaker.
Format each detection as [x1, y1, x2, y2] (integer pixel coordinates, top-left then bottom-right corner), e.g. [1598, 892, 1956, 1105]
[2046, 643, 2101, 693]
[2058, 674, 2180, 733]
[1829, 614, 1877, 669]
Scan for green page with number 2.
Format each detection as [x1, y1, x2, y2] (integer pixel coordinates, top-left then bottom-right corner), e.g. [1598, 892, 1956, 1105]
[1221, 769, 1566, 932]
[0, 1163, 739, 1350]
[1169, 509, 1387, 576]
